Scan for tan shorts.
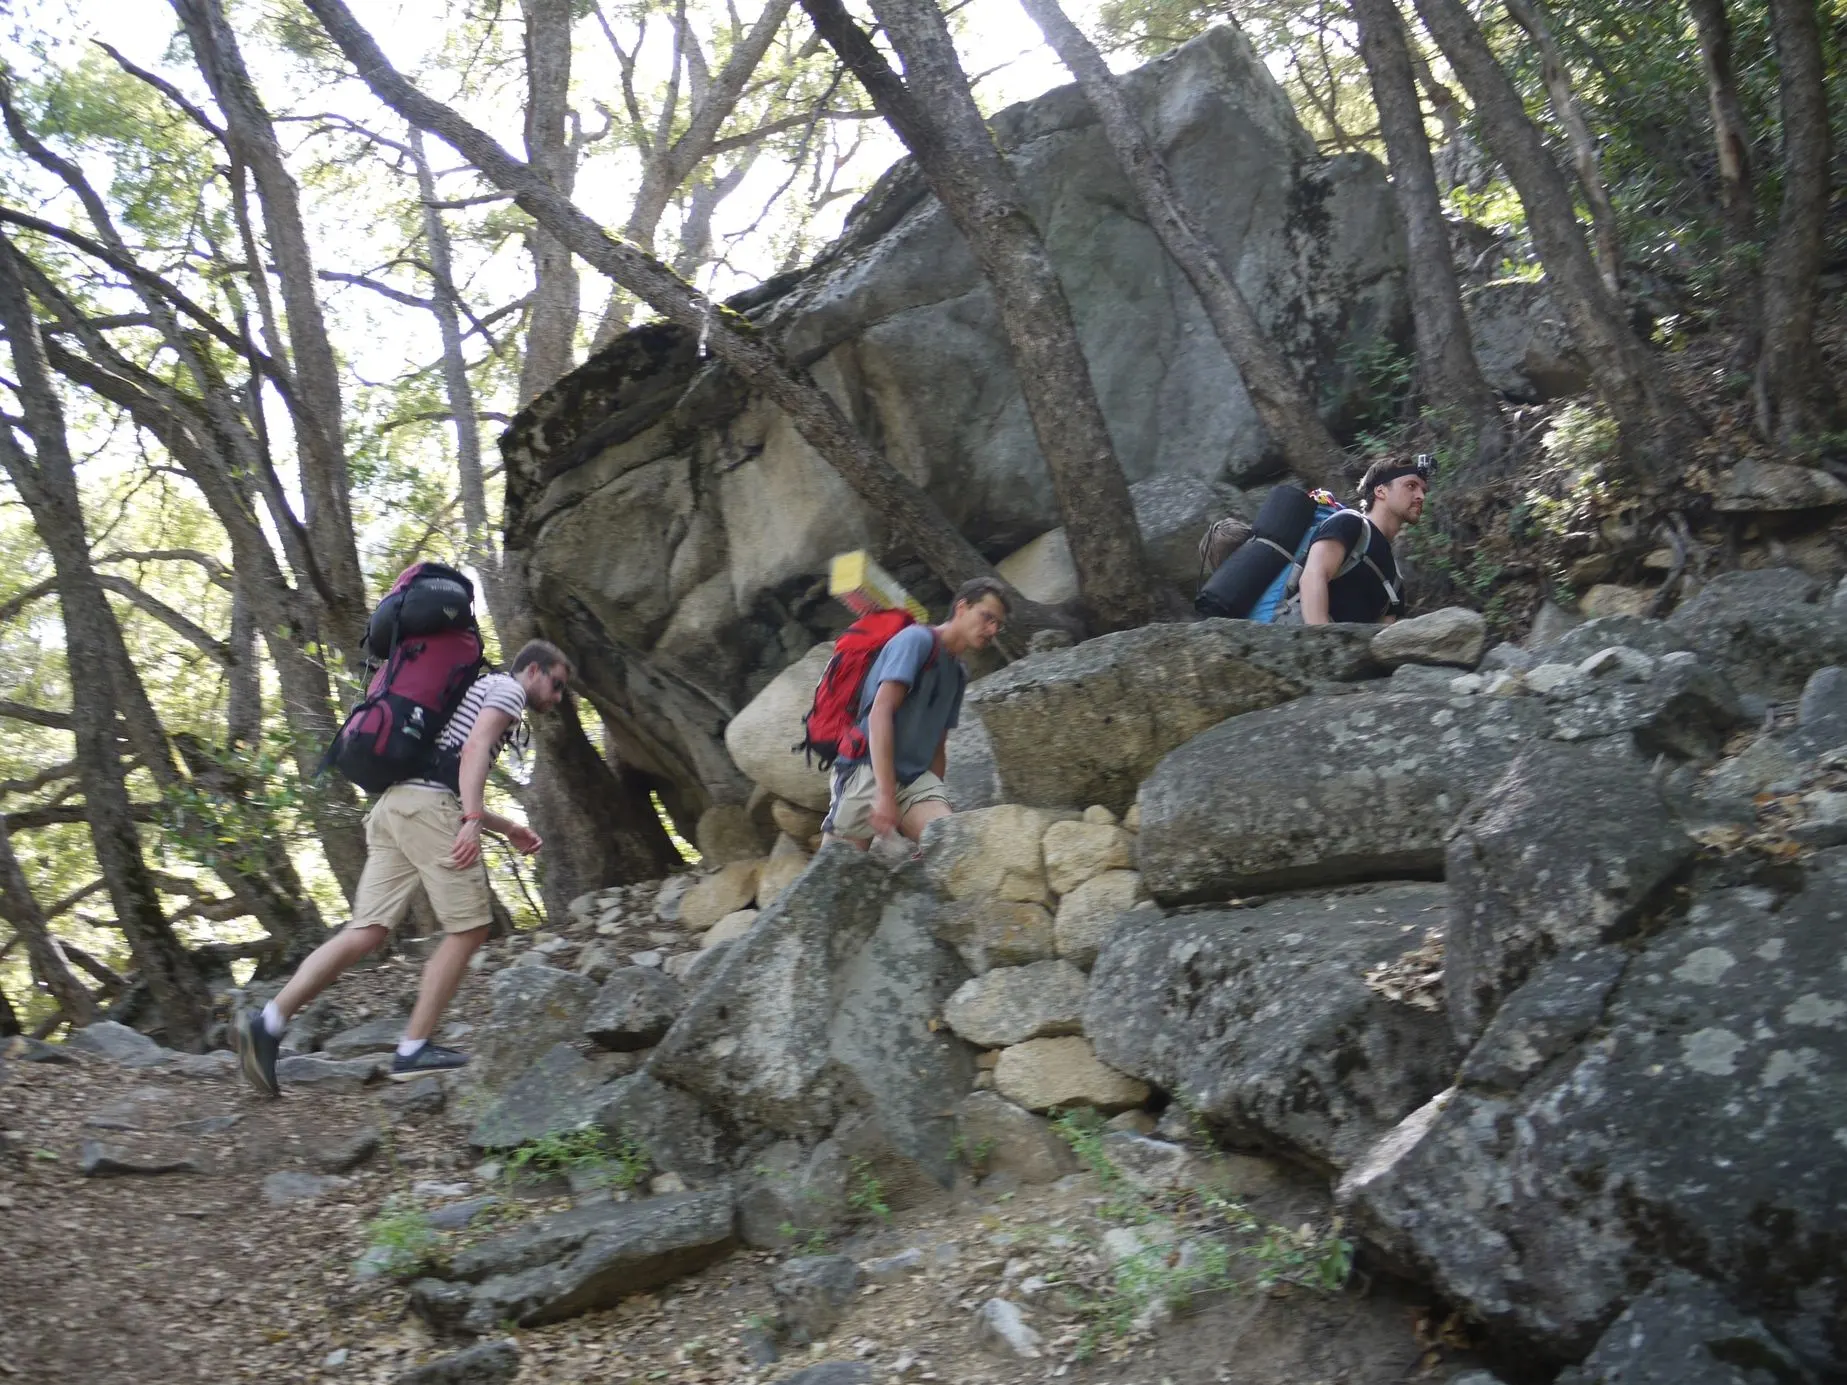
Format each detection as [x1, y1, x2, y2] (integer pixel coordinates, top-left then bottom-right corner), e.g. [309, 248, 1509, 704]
[350, 785, 492, 935]
[822, 763, 952, 841]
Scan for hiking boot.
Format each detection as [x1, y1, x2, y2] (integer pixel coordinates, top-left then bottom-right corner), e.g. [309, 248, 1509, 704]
[390, 1044, 469, 1081]
[233, 1010, 281, 1098]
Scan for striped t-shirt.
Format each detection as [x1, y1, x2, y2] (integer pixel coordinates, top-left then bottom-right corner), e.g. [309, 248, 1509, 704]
[403, 672, 526, 791]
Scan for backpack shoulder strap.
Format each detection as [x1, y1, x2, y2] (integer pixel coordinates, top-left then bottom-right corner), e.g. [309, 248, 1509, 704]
[1335, 517, 1402, 611]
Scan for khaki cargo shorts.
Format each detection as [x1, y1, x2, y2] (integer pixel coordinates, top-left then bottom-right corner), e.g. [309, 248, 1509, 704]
[350, 784, 493, 935]
[822, 763, 952, 841]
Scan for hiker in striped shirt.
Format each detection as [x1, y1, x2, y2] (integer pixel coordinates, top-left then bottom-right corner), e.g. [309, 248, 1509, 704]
[234, 640, 572, 1094]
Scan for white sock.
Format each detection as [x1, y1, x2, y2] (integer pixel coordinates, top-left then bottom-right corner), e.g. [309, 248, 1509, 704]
[261, 1000, 286, 1037]
[396, 1036, 427, 1058]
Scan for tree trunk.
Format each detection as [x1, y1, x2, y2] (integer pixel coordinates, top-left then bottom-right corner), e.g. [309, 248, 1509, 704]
[1753, 0, 1836, 450]
[1502, 0, 1623, 294]
[1685, 0, 1757, 266]
[0, 813, 99, 1028]
[0, 971, 18, 1036]
[226, 579, 261, 750]
[802, 0, 1156, 632]
[1018, 0, 1348, 489]
[1350, 0, 1504, 467]
[517, 0, 580, 408]
[529, 696, 685, 917]
[1411, 0, 1699, 478]
[0, 242, 212, 1050]
[170, 0, 368, 649]
[301, 0, 1073, 638]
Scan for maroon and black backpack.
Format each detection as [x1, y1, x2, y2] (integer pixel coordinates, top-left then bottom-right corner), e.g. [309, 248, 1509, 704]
[323, 562, 487, 794]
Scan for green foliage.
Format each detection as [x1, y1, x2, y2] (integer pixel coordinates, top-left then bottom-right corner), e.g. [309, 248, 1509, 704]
[503, 1126, 650, 1192]
[846, 1157, 891, 1222]
[1050, 1107, 1121, 1187]
[365, 1198, 441, 1279]
[777, 1220, 833, 1255]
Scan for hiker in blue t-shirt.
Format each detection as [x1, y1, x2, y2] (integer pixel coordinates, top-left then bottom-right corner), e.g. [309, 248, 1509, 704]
[1298, 457, 1427, 625]
[822, 577, 1010, 849]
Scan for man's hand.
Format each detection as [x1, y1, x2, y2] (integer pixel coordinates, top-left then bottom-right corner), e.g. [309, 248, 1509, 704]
[506, 823, 543, 856]
[870, 789, 900, 839]
[449, 818, 484, 869]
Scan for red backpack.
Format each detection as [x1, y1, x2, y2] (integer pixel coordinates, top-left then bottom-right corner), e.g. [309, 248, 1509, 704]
[324, 563, 487, 794]
[795, 610, 938, 770]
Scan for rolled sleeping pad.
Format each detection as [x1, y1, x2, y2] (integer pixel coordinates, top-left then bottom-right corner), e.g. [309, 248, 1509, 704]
[1194, 484, 1318, 619]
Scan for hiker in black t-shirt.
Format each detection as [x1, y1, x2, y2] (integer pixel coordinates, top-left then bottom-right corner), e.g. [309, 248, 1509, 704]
[1298, 457, 1429, 624]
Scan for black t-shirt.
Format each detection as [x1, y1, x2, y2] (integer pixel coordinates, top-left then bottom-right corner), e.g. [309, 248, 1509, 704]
[1309, 511, 1403, 623]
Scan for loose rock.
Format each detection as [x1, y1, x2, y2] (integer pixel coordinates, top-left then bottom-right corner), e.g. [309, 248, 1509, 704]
[975, 1298, 1043, 1358]
[942, 960, 1088, 1048]
[772, 1254, 861, 1344]
[921, 804, 1072, 904]
[1370, 607, 1487, 669]
[679, 861, 763, 932]
[1040, 820, 1136, 895]
[957, 1091, 1079, 1184]
[931, 898, 1057, 973]
[1052, 870, 1147, 969]
[992, 1036, 1149, 1114]
[391, 1340, 521, 1385]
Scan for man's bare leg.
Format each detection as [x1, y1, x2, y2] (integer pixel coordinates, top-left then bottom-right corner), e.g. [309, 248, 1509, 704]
[901, 800, 952, 840]
[271, 926, 388, 1022]
[403, 926, 488, 1043]
[234, 925, 387, 1097]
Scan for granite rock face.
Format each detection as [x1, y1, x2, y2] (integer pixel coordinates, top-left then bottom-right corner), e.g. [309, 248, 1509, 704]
[1445, 742, 1695, 1044]
[648, 847, 973, 1186]
[1340, 848, 1847, 1376]
[1086, 884, 1454, 1171]
[1136, 692, 1548, 901]
[505, 26, 1406, 823]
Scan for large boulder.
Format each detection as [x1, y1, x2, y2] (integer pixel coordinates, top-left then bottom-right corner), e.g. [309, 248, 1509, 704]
[583, 968, 685, 1052]
[993, 474, 1248, 604]
[1714, 458, 1847, 514]
[1086, 884, 1454, 1171]
[470, 1043, 619, 1151]
[594, 1071, 730, 1182]
[647, 846, 973, 1184]
[1339, 848, 1847, 1375]
[724, 643, 835, 810]
[1054, 870, 1148, 968]
[509, 24, 1407, 839]
[966, 621, 1379, 814]
[1445, 742, 1695, 1044]
[475, 967, 599, 1090]
[1669, 568, 1847, 699]
[1136, 691, 1549, 902]
[1463, 279, 1588, 402]
[931, 897, 1057, 973]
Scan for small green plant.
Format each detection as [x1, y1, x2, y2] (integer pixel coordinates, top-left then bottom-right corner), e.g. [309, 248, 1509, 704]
[949, 1132, 996, 1168]
[366, 1198, 440, 1278]
[503, 1125, 649, 1191]
[777, 1220, 832, 1254]
[1050, 1107, 1120, 1187]
[1246, 1221, 1354, 1292]
[846, 1158, 891, 1222]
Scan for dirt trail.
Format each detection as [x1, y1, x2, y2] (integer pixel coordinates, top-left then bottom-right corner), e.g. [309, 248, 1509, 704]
[0, 950, 1480, 1385]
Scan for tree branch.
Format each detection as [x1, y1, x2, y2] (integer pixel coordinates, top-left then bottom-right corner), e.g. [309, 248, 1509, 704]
[0, 700, 70, 731]
[93, 574, 233, 665]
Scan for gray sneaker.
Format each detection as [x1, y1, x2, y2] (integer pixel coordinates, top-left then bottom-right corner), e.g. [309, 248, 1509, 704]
[390, 1044, 469, 1081]
[232, 1010, 281, 1097]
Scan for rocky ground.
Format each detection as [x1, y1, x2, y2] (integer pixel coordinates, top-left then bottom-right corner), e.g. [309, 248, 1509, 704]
[0, 935, 1485, 1385]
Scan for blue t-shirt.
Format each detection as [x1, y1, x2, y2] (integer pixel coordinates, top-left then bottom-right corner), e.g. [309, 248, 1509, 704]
[841, 624, 967, 783]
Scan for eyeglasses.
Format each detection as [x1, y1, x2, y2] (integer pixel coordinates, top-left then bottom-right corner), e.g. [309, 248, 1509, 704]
[547, 672, 568, 694]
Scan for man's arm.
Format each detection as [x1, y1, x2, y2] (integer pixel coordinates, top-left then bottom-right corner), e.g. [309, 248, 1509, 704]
[450, 708, 540, 867]
[930, 732, 948, 781]
[1296, 537, 1348, 625]
[866, 679, 908, 838]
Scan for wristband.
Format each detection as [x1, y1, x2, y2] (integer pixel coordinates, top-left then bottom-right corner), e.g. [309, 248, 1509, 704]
[461, 812, 484, 823]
